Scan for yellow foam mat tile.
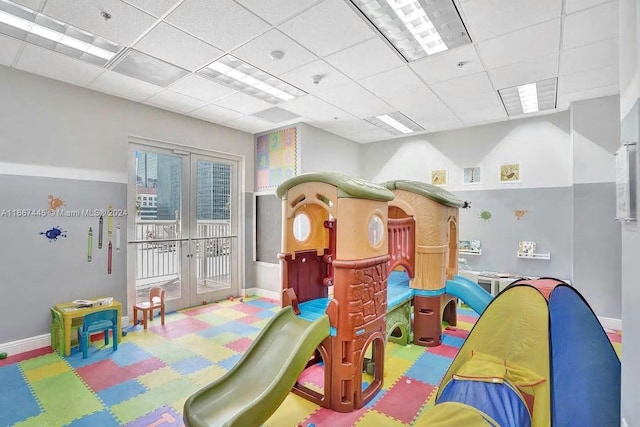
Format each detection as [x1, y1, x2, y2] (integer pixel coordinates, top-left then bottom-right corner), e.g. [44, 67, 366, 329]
[382, 356, 413, 390]
[23, 360, 70, 383]
[188, 364, 227, 387]
[175, 335, 237, 362]
[356, 410, 407, 426]
[263, 393, 319, 426]
[138, 366, 183, 389]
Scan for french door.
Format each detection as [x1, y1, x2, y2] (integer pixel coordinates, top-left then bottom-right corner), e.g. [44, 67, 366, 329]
[128, 142, 240, 312]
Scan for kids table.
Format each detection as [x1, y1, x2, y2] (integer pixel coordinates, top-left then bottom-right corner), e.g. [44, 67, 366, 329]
[53, 298, 122, 356]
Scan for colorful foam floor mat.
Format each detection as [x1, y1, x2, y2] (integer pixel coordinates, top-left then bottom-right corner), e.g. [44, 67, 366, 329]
[0, 297, 621, 427]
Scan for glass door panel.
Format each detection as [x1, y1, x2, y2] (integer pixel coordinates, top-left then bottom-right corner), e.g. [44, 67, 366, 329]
[132, 148, 190, 311]
[190, 156, 238, 303]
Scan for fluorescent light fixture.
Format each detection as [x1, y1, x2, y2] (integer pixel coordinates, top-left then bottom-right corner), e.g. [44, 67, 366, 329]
[0, 0, 121, 66]
[498, 78, 557, 117]
[365, 111, 424, 135]
[112, 50, 189, 87]
[349, 0, 471, 62]
[199, 55, 306, 104]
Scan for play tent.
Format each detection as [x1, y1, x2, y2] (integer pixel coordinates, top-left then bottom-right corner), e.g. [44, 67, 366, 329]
[419, 279, 621, 427]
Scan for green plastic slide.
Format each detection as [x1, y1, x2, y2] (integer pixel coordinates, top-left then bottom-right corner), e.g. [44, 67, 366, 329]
[183, 306, 330, 427]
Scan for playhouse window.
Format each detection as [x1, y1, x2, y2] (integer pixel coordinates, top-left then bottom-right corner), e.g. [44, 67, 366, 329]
[368, 215, 384, 247]
[293, 212, 311, 242]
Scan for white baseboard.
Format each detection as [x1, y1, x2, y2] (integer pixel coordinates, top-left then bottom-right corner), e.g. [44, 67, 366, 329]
[0, 333, 51, 356]
[621, 418, 628, 427]
[243, 287, 281, 302]
[0, 316, 131, 357]
[598, 316, 622, 331]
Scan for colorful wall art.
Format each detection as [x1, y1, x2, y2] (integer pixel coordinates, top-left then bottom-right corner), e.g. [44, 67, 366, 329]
[256, 127, 297, 191]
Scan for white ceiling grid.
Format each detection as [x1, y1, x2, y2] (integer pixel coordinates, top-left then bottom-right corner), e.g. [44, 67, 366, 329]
[0, 0, 620, 143]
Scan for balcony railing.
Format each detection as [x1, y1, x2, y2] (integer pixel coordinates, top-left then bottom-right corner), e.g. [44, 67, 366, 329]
[134, 220, 232, 286]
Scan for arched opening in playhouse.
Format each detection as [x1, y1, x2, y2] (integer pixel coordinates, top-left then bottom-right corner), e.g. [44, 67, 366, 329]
[358, 334, 385, 406]
[446, 216, 458, 280]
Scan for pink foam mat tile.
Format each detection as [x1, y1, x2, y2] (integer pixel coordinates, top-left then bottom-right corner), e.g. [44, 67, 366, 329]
[372, 376, 435, 424]
[0, 347, 53, 368]
[76, 359, 138, 392]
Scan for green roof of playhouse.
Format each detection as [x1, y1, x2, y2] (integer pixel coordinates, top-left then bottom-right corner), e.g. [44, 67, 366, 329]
[382, 180, 465, 208]
[276, 172, 395, 202]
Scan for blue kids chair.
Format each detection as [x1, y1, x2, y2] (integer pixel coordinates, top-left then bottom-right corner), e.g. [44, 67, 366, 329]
[78, 309, 119, 359]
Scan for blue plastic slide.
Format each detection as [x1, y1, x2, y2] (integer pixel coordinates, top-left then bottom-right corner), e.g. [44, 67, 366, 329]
[445, 275, 492, 314]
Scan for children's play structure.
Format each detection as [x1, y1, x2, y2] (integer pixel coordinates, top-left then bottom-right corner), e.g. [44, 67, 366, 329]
[419, 278, 621, 427]
[182, 173, 618, 427]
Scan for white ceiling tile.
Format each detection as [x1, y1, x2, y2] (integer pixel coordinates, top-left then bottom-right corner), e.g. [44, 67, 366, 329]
[562, 1, 618, 50]
[557, 84, 618, 110]
[409, 44, 485, 85]
[168, 75, 236, 102]
[430, 72, 495, 99]
[459, 0, 562, 41]
[166, 0, 270, 51]
[213, 92, 274, 114]
[558, 65, 619, 94]
[380, 86, 452, 118]
[134, 23, 223, 72]
[122, 0, 181, 17]
[43, 0, 156, 46]
[488, 54, 559, 89]
[457, 106, 508, 125]
[278, 0, 375, 57]
[231, 29, 317, 76]
[89, 70, 163, 102]
[235, 0, 320, 25]
[144, 89, 208, 114]
[560, 38, 618, 76]
[278, 95, 354, 121]
[420, 114, 465, 133]
[349, 128, 396, 143]
[477, 19, 561, 69]
[313, 81, 392, 118]
[0, 34, 23, 67]
[225, 115, 273, 133]
[443, 91, 504, 114]
[12, 0, 46, 11]
[358, 66, 425, 99]
[15, 44, 104, 87]
[189, 103, 245, 123]
[325, 118, 381, 135]
[279, 60, 351, 94]
[565, 0, 611, 14]
[324, 37, 404, 81]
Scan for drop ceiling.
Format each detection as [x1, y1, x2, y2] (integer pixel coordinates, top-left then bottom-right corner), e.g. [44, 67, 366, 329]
[0, 0, 620, 143]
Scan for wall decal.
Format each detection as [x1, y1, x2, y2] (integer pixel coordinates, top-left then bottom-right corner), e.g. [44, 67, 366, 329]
[107, 203, 113, 237]
[479, 210, 492, 221]
[88, 227, 93, 262]
[40, 226, 67, 241]
[500, 163, 520, 182]
[47, 195, 66, 212]
[463, 167, 481, 184]
[431, 169, 448, 186]
[115, 225, 121, 252]
[107, 241, 113, 274]
[514, 209, 528, 220]
[98, 215, 103, 249]
[256, 127, 297, 191]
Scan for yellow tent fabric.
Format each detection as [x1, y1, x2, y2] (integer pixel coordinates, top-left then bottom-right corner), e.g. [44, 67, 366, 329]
[435, 286, 551, 427]
[416, 402, 499, 426]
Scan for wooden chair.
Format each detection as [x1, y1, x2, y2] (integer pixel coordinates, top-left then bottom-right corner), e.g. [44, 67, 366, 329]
[133, 287, 165, 330]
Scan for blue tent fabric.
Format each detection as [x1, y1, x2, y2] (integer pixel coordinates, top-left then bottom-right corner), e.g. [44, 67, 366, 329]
[549, 285, 621, 427]
[438, 379, 531, 427]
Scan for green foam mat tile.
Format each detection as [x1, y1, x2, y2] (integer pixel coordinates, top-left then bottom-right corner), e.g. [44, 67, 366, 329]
[19, 353, 63, 371]
[144, 341, 196, 365]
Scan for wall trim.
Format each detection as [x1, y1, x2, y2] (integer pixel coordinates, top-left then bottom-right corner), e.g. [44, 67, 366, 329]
[0, 333, 51, 355]
[243, 287, 281, 302]
[0, 161, 127, 183]
[598, 316, 622, 331]
[0, 316, 131, 357]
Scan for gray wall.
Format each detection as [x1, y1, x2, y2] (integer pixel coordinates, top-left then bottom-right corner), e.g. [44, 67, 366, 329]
[255, 194, 281, 263]
[0, 175, 126, 342]
[456, 187, 572, 279]
[573, 183, 621, 318]
[621, 101, 640, 426]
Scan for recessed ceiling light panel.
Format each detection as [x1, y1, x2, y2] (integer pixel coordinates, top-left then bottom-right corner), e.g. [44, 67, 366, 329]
[365, 111, 424, 135]
[199, 55, 306, 104]
[349, 0, 471, 62]
[0, 0, 122, 66]
[112, 50, 189, 87]
[498, 78, 557, 117]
